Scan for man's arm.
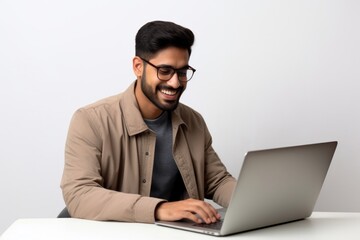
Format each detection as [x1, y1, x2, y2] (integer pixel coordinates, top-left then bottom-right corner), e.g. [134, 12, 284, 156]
[204, 144, 237, 207]
[203, 124, 237, 207]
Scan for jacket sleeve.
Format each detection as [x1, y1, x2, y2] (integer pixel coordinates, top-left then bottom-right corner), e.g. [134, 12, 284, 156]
[60, 109, 164, 223]
[203, 125, 237, 207]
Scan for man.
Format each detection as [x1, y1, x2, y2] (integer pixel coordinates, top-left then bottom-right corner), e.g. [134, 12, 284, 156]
[61, 20, 236, 224]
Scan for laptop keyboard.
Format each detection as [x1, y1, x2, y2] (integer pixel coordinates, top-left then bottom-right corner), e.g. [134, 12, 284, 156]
[193, 220, 223, 230]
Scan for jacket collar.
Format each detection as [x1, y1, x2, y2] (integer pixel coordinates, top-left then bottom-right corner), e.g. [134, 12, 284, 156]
[121, 81, 148, 136]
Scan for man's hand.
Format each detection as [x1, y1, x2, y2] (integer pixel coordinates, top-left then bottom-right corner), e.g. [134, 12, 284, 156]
[155, 198, 221, 224]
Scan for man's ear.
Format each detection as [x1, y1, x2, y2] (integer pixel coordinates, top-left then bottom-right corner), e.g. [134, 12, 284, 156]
[133, 56, 144, 78]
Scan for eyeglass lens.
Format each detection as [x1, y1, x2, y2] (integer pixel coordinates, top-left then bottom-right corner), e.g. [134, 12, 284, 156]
[158, 67, 194, 81]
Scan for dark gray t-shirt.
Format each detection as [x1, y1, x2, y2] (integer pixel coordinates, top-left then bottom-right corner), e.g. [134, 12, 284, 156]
[144, 111, 186, 201]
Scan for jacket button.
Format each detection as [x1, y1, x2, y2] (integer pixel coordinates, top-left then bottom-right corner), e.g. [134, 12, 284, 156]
[145, 152, 149, 156]
[142, 179, 146, 183]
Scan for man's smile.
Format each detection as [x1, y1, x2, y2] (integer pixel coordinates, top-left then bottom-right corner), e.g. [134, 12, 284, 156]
[160, 88, 177, 96]
[158, 86, 182, 101]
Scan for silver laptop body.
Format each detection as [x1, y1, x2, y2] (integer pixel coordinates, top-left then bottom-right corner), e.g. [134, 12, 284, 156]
[155, 141, 337, 236]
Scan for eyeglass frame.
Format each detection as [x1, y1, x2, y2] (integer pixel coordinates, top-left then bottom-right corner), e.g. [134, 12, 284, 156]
[139, 57, 196, 82]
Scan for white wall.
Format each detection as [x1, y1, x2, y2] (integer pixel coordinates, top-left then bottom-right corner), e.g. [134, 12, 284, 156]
[1, 0, 359, 234]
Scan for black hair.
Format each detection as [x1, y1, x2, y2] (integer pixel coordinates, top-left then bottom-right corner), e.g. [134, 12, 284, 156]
[135, 20, 195, 60]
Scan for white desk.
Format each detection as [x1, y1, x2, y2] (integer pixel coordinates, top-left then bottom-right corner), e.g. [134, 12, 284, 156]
[1, 212, 359, 239]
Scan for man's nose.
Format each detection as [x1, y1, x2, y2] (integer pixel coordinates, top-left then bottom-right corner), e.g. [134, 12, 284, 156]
[166, 72, 181, 88]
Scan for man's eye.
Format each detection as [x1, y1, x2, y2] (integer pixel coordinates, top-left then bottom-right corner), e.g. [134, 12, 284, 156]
[159, 68, 173, 75]
[177, 70, 187, 77]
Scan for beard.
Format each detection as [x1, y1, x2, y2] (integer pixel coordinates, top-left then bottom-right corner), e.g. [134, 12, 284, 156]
[141, 73, 184, 112]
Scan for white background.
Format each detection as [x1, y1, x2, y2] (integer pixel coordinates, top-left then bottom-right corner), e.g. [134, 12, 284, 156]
[0, 0, 359, 235]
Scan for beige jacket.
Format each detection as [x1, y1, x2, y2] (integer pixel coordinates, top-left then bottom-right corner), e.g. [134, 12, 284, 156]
[61, 82, 236, 223]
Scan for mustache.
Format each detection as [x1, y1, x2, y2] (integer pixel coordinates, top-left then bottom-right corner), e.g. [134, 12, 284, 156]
[158, 85, 184, 92]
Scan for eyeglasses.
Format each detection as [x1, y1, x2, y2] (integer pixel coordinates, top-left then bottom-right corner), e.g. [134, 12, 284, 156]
[140, 57, 196, 82]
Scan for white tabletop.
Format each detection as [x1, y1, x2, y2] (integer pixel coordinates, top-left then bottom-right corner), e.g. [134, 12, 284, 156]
[1, 212, 360, 240]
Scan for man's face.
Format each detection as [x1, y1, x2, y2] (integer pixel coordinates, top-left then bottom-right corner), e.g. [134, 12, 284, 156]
[140, 47, 189, 112]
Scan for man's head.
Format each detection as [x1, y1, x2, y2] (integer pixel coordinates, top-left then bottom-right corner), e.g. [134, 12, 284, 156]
[133, 21, 195, 119]
[135, 21, 194, 60]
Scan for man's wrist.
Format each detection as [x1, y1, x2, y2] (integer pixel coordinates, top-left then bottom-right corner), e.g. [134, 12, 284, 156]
[154, 200, 167, 220]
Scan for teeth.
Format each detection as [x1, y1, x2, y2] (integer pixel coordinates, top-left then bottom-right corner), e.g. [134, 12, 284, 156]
[161, 89, 176, 96]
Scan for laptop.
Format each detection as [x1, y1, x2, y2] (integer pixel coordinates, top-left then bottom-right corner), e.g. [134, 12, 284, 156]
[155, 141, 337, 236]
